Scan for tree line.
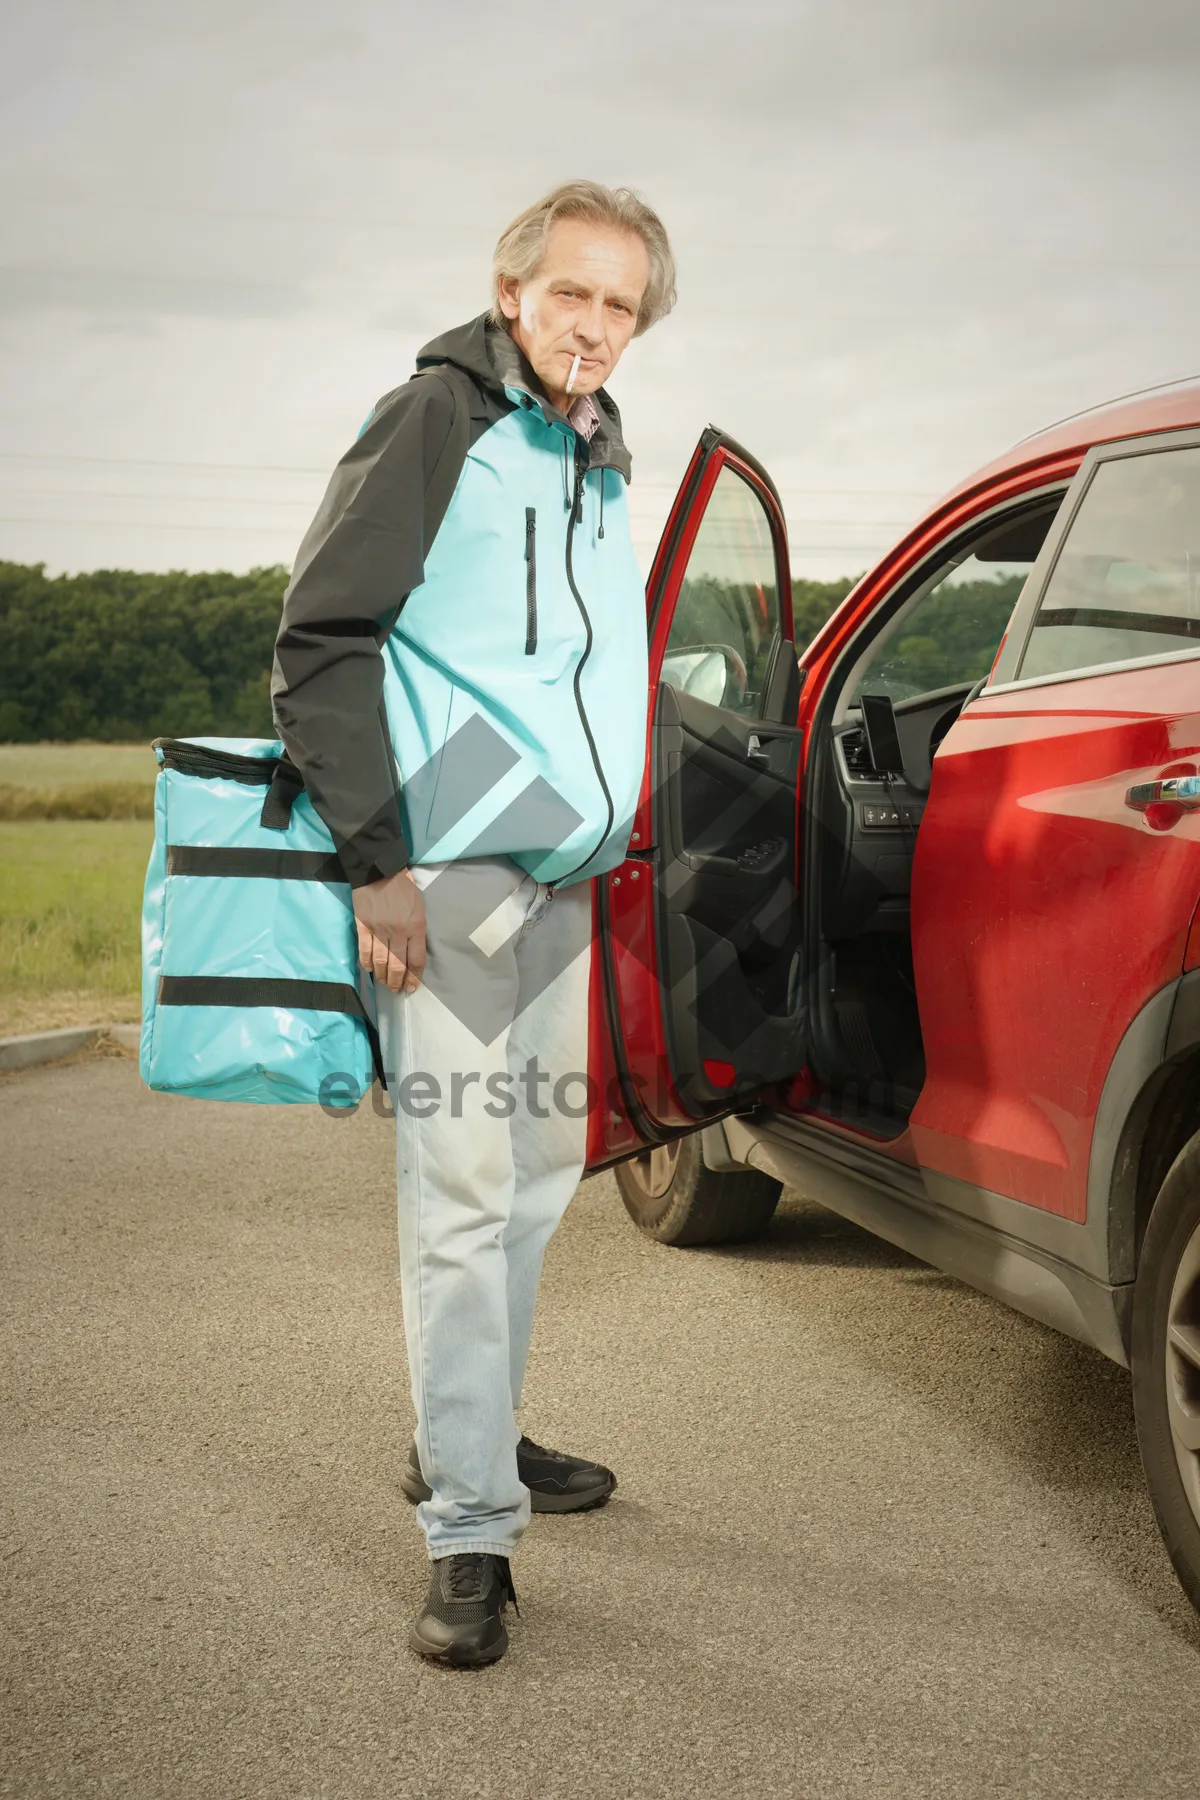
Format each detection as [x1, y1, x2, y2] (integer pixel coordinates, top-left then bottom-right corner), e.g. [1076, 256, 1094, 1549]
[0, 560, 861, 744]
[0, 562, 289, 742]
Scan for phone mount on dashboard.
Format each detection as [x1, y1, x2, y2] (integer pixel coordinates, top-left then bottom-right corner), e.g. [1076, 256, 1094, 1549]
[859, 693, 906, 780]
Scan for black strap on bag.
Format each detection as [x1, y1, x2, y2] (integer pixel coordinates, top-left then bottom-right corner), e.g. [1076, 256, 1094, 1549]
[157, 975, 386, 1090]
[260, 755, 306, 830]
[165, 845, 347, 882]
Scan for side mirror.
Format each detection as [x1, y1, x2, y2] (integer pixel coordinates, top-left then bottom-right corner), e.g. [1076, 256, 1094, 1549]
[660, 643, 748, 710]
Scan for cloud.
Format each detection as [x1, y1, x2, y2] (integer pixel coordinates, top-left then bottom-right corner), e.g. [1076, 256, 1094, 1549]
[0, 0, 1197, 575]
[0, 266, 307, 320]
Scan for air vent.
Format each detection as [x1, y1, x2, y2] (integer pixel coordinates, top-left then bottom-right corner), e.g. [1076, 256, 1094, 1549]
[841, 728, 872, 776]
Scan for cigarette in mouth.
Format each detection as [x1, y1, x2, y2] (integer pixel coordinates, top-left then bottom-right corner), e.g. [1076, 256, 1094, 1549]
[566, 354, 582, 394]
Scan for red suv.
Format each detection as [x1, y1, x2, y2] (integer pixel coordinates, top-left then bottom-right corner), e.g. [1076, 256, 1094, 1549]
[581, 380, 1200, 1616]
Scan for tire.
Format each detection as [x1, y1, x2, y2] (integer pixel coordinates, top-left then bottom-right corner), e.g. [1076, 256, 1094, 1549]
[1131, 1127, 1200, 1616]
[614, 1128, 782, 1247]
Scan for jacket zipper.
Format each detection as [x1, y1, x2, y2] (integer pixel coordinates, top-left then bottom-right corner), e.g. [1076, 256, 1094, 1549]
[524, 507, 538, 655]
[551, 451, 615, 889]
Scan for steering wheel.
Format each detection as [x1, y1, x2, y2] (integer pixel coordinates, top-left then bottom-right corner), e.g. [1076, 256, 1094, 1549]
[927, 676, 989, 765]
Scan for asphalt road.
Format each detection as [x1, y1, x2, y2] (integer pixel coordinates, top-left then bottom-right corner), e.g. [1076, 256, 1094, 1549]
[5, 1050, 1200, 1800]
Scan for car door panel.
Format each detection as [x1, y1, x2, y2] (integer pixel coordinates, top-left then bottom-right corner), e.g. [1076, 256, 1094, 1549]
[591, 429, 805, 1154]
[653, 683, 804, 1107]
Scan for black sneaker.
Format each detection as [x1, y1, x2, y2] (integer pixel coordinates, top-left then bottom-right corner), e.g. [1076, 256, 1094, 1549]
[401, 1434, 617, 1514]
[409, 1553, 518, 1667]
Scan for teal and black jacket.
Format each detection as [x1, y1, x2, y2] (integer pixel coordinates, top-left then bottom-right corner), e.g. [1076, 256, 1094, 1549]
[271, 314, 649, 891]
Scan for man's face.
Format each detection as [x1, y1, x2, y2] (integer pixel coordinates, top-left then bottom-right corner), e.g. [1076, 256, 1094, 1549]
[497, 216, 650, 404]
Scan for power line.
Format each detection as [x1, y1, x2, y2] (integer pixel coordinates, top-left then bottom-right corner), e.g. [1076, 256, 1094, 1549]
[7, 198, 1200, 271]
[13, 266, 1184, 325]
[0, 495, 918, 528]
[0, 515, 900, 559]
[0, 452, 935, 501]
[0, 451, 332, 476]
[0, 504, 913, 529]
[0, 490, 319, 507]
[0, 515, 301, 534]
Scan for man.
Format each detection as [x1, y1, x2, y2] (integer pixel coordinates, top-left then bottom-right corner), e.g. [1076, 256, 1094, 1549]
[272, 180, 676, 1666]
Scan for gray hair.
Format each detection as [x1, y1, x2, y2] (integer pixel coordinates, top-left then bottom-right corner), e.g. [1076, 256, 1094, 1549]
[491, 179, 677, 338]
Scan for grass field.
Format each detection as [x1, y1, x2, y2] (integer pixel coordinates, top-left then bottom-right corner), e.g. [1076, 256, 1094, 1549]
[0, 743, 158, 787]
[0, 746, 157, 1034]
[0, 742, 158, 828]
[0, 784, 154, 821]
[0, 820, 151, 1036]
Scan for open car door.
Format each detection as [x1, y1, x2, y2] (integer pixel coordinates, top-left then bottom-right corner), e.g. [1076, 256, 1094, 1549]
[595, 427, 807, 1156]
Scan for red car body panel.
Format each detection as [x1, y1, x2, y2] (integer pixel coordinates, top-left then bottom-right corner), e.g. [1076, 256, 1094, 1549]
[910, 661, 1200, 1220]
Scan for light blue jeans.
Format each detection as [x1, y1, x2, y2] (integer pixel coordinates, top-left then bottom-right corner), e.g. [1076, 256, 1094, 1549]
[376, 856, 593, 1559]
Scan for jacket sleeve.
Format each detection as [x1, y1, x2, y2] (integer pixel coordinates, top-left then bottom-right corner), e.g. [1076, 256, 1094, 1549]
[271, 376, 460, 888]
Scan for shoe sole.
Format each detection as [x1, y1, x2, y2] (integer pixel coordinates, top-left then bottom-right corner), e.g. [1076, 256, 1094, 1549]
[400, 1468, 616, 1515]
[408, 1621, 509, 1667]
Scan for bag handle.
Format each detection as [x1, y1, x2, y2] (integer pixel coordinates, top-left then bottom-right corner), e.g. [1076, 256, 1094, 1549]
[260, 753, 306, 830]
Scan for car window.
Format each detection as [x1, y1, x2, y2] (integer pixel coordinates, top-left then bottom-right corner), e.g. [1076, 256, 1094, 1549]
[661, 464, 782, 718]
[851, 503, 1059, 705]
[1019, 445, 1200, 682]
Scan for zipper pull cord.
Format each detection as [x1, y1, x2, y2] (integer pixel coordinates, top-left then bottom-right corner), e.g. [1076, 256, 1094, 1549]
[562, 436, 571, 511]
[598, 471, 605, 540]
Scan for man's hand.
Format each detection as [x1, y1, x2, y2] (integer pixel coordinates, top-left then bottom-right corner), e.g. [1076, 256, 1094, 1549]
[351, 869, 426, 994]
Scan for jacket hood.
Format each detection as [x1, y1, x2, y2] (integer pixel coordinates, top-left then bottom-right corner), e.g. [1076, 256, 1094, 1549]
[415, 312, 632, 481]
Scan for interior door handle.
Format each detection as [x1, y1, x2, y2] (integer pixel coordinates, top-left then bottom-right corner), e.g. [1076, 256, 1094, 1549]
[1126, 776, 1200, 811]
[746, 734, 769, 765]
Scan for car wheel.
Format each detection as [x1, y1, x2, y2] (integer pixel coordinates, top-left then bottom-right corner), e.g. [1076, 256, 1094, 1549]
[614, 1128, 782, 1247]
[1131, 1128, 1200, 1614]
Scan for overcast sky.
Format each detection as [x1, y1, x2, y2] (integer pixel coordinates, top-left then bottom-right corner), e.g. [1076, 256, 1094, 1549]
[2, 0, 1198, 579]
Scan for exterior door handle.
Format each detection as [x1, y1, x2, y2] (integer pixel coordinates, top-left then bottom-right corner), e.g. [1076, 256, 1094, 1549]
[1125, 775, 1200, 811]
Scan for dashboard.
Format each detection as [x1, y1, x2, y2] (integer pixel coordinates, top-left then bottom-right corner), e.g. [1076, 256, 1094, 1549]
[819, 681, 976, 940]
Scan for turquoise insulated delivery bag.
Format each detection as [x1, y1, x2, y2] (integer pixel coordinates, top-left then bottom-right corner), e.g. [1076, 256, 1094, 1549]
[140, 736, 382, 1105]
